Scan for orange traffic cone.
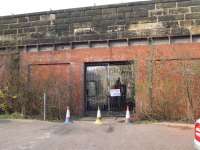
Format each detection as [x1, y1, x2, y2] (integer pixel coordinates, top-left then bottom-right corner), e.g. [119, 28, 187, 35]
[64, 106, 72, 124]
[95, 106, 103, 125]
[125, 106, 131, 124]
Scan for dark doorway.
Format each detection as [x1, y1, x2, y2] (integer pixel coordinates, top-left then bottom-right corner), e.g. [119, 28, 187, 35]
[85, 61, 135, 115]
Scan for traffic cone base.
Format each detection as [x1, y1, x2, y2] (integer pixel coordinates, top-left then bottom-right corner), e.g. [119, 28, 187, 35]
[95, 106, 103, 125]
[64, 106, 72, 125]
[64, 118, 72, 124]
[95, 118, 103, 125]
[125, 118, 131, 124]
[125, 106, 131, 124]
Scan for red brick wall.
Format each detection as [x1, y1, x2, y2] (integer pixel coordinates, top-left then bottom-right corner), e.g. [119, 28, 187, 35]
[20, 43, 200, 118]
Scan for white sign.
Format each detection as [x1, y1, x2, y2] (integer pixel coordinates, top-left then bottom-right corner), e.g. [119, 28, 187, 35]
[110, 89, 121, 97]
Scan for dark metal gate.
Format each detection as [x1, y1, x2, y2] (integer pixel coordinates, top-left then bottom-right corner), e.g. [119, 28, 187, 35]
[85, 61, 135, 115]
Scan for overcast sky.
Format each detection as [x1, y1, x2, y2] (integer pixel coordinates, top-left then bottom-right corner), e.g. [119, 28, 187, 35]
[0, 0, 149, 16]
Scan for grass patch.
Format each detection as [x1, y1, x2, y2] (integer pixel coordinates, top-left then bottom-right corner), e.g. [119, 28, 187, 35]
[134, 119, 194, 125]
[134, 119, 159, 124]
[0, 112, 24, 119]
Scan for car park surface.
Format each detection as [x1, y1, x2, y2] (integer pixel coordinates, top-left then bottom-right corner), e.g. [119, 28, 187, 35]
[0, 119, 194, 150]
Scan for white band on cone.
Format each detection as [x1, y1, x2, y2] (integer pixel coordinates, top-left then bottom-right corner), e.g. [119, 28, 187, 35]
[66, 108, 70, 118]
[97, 107, 101, 118]
[126, 107, 130, 119]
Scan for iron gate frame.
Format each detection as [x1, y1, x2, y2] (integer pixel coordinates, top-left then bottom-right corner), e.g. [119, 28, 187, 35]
[84, 60, 135, 116]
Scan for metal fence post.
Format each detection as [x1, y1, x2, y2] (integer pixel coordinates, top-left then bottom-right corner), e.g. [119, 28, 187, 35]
[44, 92, 46, 121]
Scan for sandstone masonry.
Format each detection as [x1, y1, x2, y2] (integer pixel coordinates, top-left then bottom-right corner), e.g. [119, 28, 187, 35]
[0, 0, 200, 48]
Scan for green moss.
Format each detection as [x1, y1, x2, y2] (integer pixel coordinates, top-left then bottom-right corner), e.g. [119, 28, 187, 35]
[0, 112, 24, 119]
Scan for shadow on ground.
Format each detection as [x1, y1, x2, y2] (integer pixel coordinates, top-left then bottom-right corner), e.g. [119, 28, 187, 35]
[0, 119, 11, 124]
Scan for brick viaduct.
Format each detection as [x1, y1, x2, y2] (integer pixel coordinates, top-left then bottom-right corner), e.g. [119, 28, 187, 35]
[0, 0, 200, 119]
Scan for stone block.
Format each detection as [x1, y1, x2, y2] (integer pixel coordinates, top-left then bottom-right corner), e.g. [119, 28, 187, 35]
[169, 7, 189, 15]
[195, 20, 200, 25]
[149, 9, 168, 17]
[54, 19, 68, 25]
[85, 9, 102, 16]
[71, 16, 92, 23]
[162, 21, 179, 28]
[179, 20, 194, 27]
[153, 28, 171, 36]
[22, 39, 38, 45]
[154, 0, 182, 2]
[136, 29, 152, 38]
[158, 14, 184, 21]
[126, 31, 137, 38]
[23, 27, 35, 33]
[178, 1, 200, 7]
[17, 28, 24, 34]
[191, 26, 200, 34]
[170, 27, 190, 36]
[129, 22, 163, 31]
[30, 32, 46, 38]
[70, 10, 85, 17]
[0, 30, 3, 35]
[131, 4, 155, 10]
[29, 15, 40, 21]
[0, 17, 17, 24]
[133, 9, 149, 18]
[18, 17, 29, 23]
[9, 22, 31, 29]
[40, 14, 55, 21]
[102, 8, 117, 15]
[185, 13, 200, 19]
[135, 16, 157, 24]
[117, 6, 132, 13]
[191, 6, 200, 13]
[102, 13, 116, 20]
[37, 26, 48, 32]
[156, 2, 176, 9]
[4, 29, 17, 35]
[31, 21, 50, 26]
[55, 24, 69, 30]
[56, 12, 71, 19]
[0, 24, 8, 30]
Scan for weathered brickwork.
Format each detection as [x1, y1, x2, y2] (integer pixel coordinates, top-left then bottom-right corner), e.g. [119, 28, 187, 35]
[0, 0, 200, 47]
[19, 43, 200, 118]
[0, 0, 200, 119]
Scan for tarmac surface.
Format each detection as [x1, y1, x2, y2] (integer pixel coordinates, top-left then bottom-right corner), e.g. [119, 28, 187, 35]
[0, 119, 194, 150]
